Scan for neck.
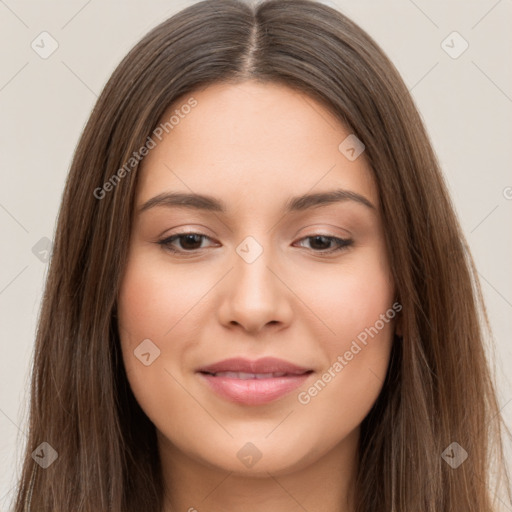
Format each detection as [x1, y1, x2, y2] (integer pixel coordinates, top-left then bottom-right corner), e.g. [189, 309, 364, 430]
[159, 428, 359, 512]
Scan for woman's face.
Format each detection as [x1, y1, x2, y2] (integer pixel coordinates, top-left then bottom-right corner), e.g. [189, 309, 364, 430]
[117, 80, 397, 476]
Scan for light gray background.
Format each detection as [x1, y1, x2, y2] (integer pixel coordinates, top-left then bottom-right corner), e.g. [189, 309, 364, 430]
[1, 0, 511, 509]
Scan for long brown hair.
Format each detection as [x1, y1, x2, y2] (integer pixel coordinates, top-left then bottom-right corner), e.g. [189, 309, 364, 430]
[14, 0, 510, 510]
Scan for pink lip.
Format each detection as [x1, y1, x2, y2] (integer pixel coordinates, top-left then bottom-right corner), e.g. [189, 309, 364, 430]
[196, 357, 313, 405]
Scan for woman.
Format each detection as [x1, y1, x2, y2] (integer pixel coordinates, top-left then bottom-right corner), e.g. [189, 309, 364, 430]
[14, 0, 510, 510]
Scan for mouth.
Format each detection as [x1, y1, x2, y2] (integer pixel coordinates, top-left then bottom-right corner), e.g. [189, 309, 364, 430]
[196, 357, 314, 405]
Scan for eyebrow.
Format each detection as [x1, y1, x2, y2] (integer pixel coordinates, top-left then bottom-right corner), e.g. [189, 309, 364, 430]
[138, 188, 375, 214]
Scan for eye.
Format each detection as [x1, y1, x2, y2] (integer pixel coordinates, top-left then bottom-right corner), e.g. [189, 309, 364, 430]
[157, 232, 353, 256]
[294, 235, 353, 254]
[158, 232, 216, 253]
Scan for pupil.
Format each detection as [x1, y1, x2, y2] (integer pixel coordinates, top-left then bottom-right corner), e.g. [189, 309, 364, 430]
[311, 236, 330, 250]
[182, 234, 201, 249]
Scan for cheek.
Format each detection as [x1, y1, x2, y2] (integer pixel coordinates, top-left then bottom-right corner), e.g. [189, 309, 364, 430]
[117, 252, 183, 366]
[116, 248, 233, 402]
[300, 250, 395, 348]
[294, 251, 396, 426]
[116, 253, 204, 427]
[117, 252, 209, 345]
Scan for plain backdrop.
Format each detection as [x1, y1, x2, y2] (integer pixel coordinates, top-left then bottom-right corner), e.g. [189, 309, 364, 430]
[1, 0, 511, 509]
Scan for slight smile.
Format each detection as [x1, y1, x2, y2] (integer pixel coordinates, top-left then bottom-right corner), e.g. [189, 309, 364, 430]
[196, 357, 314, 405]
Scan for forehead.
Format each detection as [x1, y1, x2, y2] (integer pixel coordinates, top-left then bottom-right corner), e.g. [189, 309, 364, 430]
[136, 80, 377, 211]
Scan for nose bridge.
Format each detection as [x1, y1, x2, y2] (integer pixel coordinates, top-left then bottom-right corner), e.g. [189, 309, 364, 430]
[233, 234, 278, 306]
[218, 234, 292, 332]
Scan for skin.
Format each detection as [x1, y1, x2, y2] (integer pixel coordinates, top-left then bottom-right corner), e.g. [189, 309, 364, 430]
[117, 80, 397, 512]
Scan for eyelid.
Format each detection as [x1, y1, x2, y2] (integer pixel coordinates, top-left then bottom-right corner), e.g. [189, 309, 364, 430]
[293, 222, 352, 239]
[158, 231, 219, 251]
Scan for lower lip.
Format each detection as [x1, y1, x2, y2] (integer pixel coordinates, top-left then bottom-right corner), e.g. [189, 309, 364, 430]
[198, 372, 312, 405]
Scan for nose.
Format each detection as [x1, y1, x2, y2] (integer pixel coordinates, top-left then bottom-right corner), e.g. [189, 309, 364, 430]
[216, 240, 294, 334]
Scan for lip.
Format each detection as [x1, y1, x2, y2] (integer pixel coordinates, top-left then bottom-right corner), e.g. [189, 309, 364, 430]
[196, 357, 313, 405]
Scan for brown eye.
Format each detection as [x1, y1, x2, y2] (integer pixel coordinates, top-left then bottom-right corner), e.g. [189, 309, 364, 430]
[295, 235, 353, 254]
[158, 233, 214, 253]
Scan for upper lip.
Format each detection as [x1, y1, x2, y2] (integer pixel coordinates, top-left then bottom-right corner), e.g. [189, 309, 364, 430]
[197, 357, 312, 375]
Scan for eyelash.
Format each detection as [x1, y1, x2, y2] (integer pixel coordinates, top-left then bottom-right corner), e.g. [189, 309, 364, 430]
[157, 232, 353, 256]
